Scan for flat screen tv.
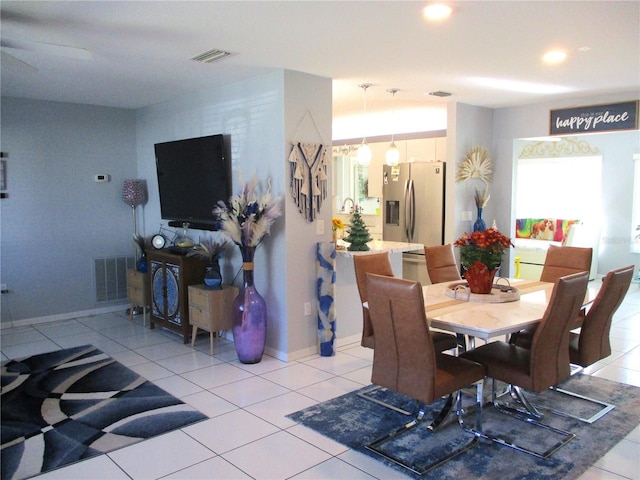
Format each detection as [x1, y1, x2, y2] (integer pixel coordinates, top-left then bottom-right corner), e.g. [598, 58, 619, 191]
[154, 134, 231, 231]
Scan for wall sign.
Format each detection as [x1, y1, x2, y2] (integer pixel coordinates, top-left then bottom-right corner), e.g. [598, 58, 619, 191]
[550, 100, 638, 135]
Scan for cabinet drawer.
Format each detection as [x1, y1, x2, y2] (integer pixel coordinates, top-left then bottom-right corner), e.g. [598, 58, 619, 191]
[189, 286, 211, 310]
[189, 306, 210, 329]
[128, 286, 149, 305]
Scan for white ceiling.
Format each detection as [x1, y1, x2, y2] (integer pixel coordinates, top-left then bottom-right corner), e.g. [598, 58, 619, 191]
[2, 1, 639, 128]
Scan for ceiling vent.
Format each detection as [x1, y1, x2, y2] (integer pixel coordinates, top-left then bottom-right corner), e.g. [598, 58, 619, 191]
[190, 48, 231, 64]
[428, 90, 452, 97]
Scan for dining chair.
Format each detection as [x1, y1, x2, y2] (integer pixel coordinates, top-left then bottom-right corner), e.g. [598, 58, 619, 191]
[544, 265, 634, 423]
[364, 273, 485, 475]
[353, 253, 458, 414]
[509, 244, 592, 346]
[424, 243, 462, 284]
[539, 244, 592, 283]
[353, 252, 457, 353]
[461, 271, 589, 458]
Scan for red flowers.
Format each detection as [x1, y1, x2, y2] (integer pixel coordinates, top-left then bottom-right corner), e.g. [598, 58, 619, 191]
[455, 228, 514, 271]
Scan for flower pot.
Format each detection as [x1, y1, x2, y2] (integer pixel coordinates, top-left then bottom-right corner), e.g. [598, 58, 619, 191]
[464, 260, 498, 294]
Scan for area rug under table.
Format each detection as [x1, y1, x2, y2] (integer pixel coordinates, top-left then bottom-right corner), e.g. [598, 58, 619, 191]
[1, 345, 207, 480]
[287, 375, 640, 480]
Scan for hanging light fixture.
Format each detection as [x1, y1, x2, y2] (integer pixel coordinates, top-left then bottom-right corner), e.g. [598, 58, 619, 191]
[357, 83, 372, 166]
[386, 88, 400, 166]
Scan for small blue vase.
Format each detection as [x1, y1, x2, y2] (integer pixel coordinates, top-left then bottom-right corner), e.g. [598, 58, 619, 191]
[203, 263, 222, 290]
[473, 207, 486, 232]
[136, 252, 148, 273]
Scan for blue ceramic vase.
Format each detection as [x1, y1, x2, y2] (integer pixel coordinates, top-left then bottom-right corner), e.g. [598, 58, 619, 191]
[473, 207, 486, 232]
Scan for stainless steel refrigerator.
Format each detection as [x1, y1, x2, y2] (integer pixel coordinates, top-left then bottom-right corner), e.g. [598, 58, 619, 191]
[383, 162, 445, 283]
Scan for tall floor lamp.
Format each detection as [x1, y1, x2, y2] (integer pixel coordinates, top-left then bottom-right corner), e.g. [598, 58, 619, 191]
[122, 179, 148, 316]
[122, 179, 148, 237]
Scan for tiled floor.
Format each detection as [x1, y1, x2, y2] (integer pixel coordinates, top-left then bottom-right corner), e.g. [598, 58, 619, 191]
[2, 281, 640, 479]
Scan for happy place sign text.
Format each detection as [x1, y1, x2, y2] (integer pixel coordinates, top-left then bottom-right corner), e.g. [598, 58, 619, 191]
[550, 100, 638, 135]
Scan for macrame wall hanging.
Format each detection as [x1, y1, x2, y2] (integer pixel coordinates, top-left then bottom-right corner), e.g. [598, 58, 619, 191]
[288, 110, 329, 223]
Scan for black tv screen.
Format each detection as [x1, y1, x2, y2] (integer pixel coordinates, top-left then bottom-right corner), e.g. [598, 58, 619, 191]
[154, 134, 231, 231]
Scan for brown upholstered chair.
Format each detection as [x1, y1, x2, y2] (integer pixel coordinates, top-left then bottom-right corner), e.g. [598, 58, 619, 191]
[544, 265, 634, 423]
[510, 244, 593, 347]
[539, 244, 592, 283]
[364, 273, 485, 474]
[424, 244, 462, 284]
[569, 265, 633, 367]
[353, 252, 457, 353]
[462, 272, 589, 458]
[354, 253, 457, 415]
[354, 252, 394, 349]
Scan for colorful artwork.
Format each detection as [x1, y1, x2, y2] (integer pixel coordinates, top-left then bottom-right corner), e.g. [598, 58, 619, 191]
[515, 218, 578, 242]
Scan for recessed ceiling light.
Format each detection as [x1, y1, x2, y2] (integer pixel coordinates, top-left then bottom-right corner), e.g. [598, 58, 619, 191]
[543, 50, 567, 64]
[423, 4, 452, 21]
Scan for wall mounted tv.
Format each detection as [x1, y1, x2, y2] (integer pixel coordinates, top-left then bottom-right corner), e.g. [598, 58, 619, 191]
[154, 134, 231, 231]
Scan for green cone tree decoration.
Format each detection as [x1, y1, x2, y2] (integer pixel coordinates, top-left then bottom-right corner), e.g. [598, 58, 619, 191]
[345, 207, 372, 251]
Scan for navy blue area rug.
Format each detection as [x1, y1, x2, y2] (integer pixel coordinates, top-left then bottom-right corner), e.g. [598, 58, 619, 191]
[287, 375, 640, 479]
[1, 345, 207, 480]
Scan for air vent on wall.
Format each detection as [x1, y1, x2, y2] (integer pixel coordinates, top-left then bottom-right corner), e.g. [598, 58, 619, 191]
[190, 48, 231, 64]
[429, 90, 452, 97]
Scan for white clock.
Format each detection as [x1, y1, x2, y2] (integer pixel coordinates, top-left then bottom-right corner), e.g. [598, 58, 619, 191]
[151, 234, 166, 249]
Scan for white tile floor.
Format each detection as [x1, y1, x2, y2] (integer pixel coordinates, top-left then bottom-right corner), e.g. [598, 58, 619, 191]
[2, 281, 640, 479]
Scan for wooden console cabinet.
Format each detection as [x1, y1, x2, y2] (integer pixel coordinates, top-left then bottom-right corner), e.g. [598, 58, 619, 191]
[148, 249, 207, 343]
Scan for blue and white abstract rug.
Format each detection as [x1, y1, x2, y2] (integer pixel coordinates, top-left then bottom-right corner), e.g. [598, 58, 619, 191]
[1, 345, 207, 480]
[287, 375, 640, 479]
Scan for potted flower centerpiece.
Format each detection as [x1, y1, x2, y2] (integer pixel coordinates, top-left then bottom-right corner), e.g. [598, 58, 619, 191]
[454, 228, 513, 294]
[187, 237, 228, 290]
[214, 175, 282, 364]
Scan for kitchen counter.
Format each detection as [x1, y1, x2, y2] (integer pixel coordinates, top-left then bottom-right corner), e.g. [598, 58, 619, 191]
[335, 240, 424, 257]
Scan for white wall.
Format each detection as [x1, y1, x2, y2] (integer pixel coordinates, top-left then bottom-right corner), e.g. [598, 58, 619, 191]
[1, 98, 137, 324]
[135, 70, 332, 360]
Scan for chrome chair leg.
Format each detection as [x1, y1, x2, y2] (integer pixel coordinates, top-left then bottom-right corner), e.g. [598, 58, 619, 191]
[488, 379, 575, 458]
[541, 386, 615, 424]
[357, 385, 414, 415]
[365, 383, 484, 475]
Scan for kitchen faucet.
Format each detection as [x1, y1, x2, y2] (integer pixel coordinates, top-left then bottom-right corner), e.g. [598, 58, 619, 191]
[341, 197, 354, 213]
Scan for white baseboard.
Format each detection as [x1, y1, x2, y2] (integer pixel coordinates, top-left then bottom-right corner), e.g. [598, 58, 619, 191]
[2, 303, 129, 329]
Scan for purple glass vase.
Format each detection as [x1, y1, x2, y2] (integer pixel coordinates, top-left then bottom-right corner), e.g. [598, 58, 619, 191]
[232, 246, 267, 364]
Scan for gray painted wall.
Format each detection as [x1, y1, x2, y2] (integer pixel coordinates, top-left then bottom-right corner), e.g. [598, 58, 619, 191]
[1, 98, 137, 323]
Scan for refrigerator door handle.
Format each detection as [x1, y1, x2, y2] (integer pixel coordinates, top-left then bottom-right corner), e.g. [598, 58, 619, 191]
[408, 179, 416, 241]
[403, 179, 411, 240]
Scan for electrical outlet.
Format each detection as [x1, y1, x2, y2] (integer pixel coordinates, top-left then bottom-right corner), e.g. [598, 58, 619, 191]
[317, 220, 325, 235]
[304, 302, 312, 316]
[462, 211, 473, 222]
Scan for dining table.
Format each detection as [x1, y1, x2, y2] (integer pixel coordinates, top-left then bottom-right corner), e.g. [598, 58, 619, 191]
[424, 278, 599, 350]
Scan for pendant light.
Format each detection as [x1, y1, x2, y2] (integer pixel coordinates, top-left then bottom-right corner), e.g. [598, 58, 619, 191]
[385, 88, 400, 166]
[357, 83, 372, 166]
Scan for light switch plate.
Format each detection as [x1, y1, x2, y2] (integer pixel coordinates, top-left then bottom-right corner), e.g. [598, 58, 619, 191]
[317, 219, 325, 235]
